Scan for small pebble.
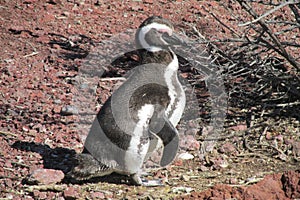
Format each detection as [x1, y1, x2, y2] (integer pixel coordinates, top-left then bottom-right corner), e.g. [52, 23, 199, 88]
[60, 105, 79, 115]
[180, 174, 190, 182]
[177, 152, 194, 160]
[172, 186, 194, 193]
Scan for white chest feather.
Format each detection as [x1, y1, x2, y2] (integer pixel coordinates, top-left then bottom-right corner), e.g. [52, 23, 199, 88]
[164, 54, 186, 126]
[124, 104, 154, 173]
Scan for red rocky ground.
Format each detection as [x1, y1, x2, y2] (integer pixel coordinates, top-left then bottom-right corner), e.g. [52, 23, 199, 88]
[0, 0, 299, 199]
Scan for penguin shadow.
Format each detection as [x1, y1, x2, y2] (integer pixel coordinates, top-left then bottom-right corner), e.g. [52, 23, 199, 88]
[48, 33, 92, 61]
[104, 50, 141, 78]
[11, 141, 135, 185]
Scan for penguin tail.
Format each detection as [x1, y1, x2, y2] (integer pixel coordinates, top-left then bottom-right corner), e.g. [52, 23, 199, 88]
[67, 153, 114, 180]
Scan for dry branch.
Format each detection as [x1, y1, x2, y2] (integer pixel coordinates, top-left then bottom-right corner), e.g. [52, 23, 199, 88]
[236, 0, 300, 70]
[239, 1, 299, 26]
[197, 0, 300, 135]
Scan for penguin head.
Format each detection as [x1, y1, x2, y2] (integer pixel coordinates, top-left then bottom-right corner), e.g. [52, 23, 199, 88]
[135, 16, 184, 52]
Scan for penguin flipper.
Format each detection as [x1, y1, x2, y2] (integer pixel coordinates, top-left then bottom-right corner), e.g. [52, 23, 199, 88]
[149, 110, 179, 167]
[156, 118, 179, 167]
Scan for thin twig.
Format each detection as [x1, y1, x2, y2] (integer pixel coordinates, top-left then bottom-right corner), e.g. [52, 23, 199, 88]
[280, 41, 300, 47]
[259, 126, 269, 143]
[239, 1, 298, 26]
[274, 25, 300, 35]
[11, 161, 30, 168]
[289, 3, 300, 24]
[260, 143, 286, 156]
[99, 77, 126, 81]
[265, 101, 300, 107]
[203, 6, 241, 38]
[0, 131, 18, 137]
[23, 52, 39, 58]
[192, 26, 206, 40]
[24, 184, 67, 192]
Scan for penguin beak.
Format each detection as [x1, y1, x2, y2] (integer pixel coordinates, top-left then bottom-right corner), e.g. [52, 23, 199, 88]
[162, 32, 186, 46]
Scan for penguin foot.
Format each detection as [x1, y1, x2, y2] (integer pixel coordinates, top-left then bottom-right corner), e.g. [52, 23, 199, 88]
[130, 174, 164, 187]
[141, 179, 164, 187]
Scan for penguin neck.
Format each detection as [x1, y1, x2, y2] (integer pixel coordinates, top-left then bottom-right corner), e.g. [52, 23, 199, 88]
[138, 48, 178, 70]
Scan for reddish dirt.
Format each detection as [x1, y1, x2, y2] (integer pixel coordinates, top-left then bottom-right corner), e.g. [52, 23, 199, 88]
[178, 170, 300, 200]
[0, 0, 299, 199]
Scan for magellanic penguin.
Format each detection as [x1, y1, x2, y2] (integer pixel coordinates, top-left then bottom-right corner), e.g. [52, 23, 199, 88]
[70, 16, 186, 186]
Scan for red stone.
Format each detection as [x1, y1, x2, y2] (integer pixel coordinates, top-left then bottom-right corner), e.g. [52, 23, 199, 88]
[28, 169, 64, 185]
[64, 186, 79, 199]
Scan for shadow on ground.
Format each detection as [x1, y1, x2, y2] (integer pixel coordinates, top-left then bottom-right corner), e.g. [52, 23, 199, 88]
[11, 141, 134, 185]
